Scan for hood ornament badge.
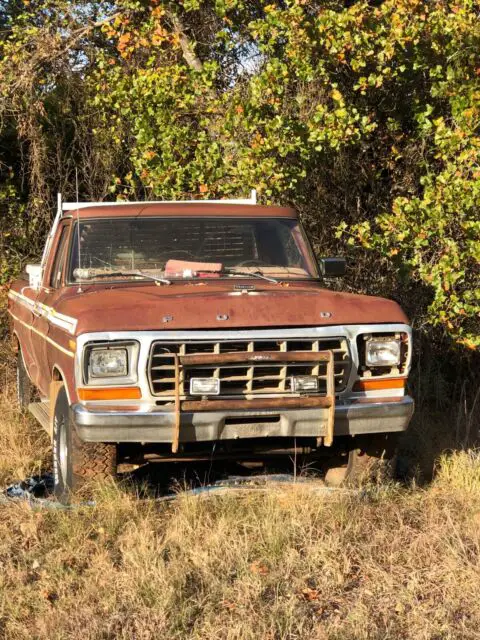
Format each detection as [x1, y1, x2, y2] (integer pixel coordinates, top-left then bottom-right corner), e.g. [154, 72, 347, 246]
[320, 311, 333, 319]
[217, 314, 229, 321]
[234, 284, 255, 291]
[163, 315, 174, 323]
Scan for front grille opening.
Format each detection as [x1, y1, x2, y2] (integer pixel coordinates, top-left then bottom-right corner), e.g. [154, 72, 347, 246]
[224, 416, 280, 426]
[254, 341, 282, 352]
[251, 380, 281, 392]
[221, 366, 250, 379]
[148, 336, 351, 398]
[220, 381, 249, 393]
[152, 382, 176, 393]
[185, 342, 215, 354]
[184, 367, 215, 379]
[219, 341, 249, 352]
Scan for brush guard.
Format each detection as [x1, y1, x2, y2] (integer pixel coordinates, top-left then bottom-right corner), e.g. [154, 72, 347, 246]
[170, 350, 336, 453]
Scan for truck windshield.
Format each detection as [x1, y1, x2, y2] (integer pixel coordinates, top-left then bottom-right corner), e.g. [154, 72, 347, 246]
[69, 217, 318, 283]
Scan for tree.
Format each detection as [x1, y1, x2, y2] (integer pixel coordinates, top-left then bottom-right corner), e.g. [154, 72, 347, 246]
[0, 0, 478, 347]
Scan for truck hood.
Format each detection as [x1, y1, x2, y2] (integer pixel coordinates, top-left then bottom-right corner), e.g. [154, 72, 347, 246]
[54, 282, 409, 334]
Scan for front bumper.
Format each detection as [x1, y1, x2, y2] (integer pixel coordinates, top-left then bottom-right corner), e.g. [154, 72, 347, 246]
[72, 396, 414, 444]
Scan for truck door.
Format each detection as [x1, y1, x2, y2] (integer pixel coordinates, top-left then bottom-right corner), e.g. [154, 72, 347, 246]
[31, 222, 71, 396]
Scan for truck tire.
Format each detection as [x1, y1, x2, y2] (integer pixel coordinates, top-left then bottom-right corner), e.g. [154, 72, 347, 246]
[16, 349, 35, 410]
[53, 386, 116, 502]
[325, 434, 399, 487]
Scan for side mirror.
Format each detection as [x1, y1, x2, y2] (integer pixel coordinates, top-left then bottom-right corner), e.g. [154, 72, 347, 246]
[318, 257, 346, 278]
[26, 264, 42, 290]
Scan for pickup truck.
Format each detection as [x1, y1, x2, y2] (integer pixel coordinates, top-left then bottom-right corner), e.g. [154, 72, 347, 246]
[8, 193, 414, 500]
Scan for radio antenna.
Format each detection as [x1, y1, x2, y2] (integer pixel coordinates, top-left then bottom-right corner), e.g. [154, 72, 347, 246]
[75, 168, 83, 293]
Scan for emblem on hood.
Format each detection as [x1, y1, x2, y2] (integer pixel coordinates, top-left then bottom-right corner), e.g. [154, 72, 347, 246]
[234, 284, 255, 291]
[217, 314, 229, 321]
[320, 312, 333, 319]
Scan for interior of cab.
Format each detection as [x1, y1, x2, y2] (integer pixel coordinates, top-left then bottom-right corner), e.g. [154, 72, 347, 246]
[69, 217, 318, 281]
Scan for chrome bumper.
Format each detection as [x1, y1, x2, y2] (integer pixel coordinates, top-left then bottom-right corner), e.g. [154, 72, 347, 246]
[72, 396, 414, 444]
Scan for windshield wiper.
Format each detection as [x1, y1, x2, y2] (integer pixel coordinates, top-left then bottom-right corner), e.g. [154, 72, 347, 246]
[75, 270, 171, 285]
[223, 269, 280, 284]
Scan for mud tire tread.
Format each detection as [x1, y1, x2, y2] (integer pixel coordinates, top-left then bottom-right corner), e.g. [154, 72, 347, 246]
[53, 386, 116, 501]
[325, 434, 399, 487]
[71, 426, 116, 483]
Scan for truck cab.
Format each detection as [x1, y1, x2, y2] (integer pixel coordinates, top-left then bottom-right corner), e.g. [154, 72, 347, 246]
[8, 194, 413, 500]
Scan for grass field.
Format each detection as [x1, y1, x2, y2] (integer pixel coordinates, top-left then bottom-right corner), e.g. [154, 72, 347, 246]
[1, 342, 480, 640]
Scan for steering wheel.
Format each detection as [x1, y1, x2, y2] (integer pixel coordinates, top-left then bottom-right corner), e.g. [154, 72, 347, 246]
[236, 259, 269, 267]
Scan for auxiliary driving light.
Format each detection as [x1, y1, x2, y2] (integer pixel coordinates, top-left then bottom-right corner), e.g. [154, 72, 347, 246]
[291, 376, 319, 393]
[190, 377, 220, 396]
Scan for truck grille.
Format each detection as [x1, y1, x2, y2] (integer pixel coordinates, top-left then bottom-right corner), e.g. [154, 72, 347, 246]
[148, 338, 351, 400]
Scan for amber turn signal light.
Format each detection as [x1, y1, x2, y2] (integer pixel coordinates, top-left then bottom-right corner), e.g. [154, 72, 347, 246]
[353, 378, 406, 392]
[78, 387, 142, 401]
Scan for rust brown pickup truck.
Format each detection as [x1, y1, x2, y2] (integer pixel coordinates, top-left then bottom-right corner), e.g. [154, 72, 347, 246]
[8, 193, 413, 500]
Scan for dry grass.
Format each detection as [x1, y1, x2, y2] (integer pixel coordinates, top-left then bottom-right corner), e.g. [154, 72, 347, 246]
[0, 379, 479, 638]
[0, 380, 50, 487]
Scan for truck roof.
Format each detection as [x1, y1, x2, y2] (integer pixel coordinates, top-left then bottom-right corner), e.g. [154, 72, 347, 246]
[66, 203, 298, 220]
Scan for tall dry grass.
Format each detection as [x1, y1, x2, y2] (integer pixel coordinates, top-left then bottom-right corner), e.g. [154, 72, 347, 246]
[0, 446, 480, 639]
[0, 339, 50, 486]
[0, 361, 479, 638]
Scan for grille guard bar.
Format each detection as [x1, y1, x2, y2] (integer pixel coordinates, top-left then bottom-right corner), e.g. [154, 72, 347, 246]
[170, 350, 336, 452]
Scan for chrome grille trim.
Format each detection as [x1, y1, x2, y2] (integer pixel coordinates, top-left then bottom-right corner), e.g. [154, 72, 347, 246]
[74, 324, 413, 406]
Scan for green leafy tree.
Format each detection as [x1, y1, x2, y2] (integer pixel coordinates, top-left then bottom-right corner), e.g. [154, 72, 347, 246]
[0, 0, 478, 348]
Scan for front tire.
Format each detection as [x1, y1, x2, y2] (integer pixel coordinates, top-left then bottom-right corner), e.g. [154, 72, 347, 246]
[325, 434, 399, 487]
[53, 386, 117, 502]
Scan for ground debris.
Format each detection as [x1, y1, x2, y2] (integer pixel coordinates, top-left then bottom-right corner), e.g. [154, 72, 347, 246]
[6, 473, 54, 500]
[0, 470, 345, 508]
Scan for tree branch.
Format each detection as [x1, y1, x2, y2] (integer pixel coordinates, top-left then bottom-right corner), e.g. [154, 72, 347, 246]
[166, 10, 203, 72]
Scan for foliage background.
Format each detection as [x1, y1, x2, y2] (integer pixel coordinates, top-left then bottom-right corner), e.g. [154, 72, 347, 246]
[0, 0, 479, 438]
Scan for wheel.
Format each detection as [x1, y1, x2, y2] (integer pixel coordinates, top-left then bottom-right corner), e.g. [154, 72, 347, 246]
[53, 386, 117, 502]
[16, 349, 35, 410]
[325, 434, 399, 487]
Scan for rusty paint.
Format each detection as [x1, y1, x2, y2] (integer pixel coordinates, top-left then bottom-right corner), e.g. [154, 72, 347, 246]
[49, 380, 64, 439]
[42, 283, 409, 334]
[324, 351, 335, 447]
[142, 447, 314, 463]
[73, 203, 297, 220]
[172, 354, 181, 454]
[181, 397, 333, 412]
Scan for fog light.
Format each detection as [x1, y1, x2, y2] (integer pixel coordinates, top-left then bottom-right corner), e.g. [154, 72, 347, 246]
[190, 378, 220, 396]
[291, 376, 319, 393]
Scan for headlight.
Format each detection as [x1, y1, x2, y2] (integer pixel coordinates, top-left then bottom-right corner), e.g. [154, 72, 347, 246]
[89, 348, 128, 378]
[365, 338, 401, 367]
[83, 341, 139, 384]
